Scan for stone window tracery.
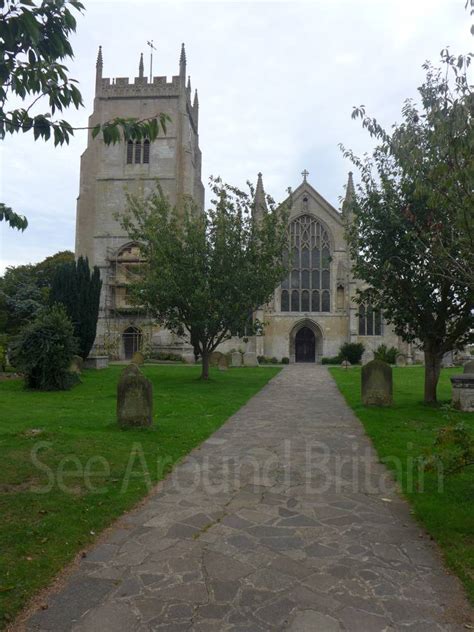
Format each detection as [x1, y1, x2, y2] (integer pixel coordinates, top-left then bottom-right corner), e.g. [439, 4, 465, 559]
[281, 214, 331, 313]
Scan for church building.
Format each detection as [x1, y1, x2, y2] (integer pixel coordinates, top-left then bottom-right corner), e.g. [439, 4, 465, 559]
[75, 47, 410, 364]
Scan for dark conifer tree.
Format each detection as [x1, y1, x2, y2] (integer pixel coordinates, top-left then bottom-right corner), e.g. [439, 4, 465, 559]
[50, 257, 102, 359]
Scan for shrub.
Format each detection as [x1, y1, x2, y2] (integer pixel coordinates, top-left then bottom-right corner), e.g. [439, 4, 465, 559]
[373, 344, 398, 364]
[0, 334, 8, 371]
[270, 357, 278, 364]
[257, 355, 266, 364]
[11, 305, 79, 390]
[281, 357, 289, 364]
[339, 342, 365, 365]
[322, 355, 342, 365]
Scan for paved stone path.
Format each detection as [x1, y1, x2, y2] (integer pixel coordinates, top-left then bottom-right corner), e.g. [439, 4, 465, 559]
[25, 366, 472, 631]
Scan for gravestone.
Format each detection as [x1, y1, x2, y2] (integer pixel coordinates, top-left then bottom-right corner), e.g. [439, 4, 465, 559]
[396, 354, 407, 367]
[181, 353, 195, 364]
[341, 360, 351, 369]
[218, 355, 229, 371]
[117, 364, 153, 427]
[69, 355, 83, 374]
[209, 351, 223, 367]
[451, 374, 474, 412]
[243, 352, 258, 367]
[361, 359, 393, 407]
[231, 352, 242, 367]
[463, 360, 474, 374]
[131, 351, 144, 366]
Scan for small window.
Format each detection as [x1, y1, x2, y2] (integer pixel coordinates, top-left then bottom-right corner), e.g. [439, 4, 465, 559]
[291, 290, 299, 311]
[281, 290, 289, 311]
[126, 141, 133, 164]
[301, 290, 310, 312]
[143, 139, 150, 164]
[134, 141, 142, 164]
[311, 290, 320, 312]
[321, 290, 330, 312]
[358, 303, 382, 335]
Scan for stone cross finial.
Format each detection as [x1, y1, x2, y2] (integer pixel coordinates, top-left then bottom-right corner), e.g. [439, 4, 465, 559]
[301, 169, 309, 182]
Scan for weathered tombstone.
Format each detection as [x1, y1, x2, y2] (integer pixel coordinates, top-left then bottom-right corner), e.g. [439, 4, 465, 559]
[218, 354, 229, 371]
[463, 359, 474, 374]
[341, 360, 351, 369]
[131, 351, 144, 366]
[117, 364, 153, 427]
[361, 359, 393, 407]
[231, 352, 242, 367]
[209, 351, 223, 367]
[451, 374, 474, 412]
[396, 354, 407, 367]
[69, 355, 83, 374]
[243, 352, 259, 367]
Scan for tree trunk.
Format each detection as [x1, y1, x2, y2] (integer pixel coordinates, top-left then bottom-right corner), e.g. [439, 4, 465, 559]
[424, 349, 442, 404]
[201, 351, 210, 381]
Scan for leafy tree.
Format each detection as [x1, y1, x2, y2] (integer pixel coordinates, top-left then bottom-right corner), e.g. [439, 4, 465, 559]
[339, 342, 365, 365]
[341, 52, 473, 404]
[11, 304, 78, 390]
[1, 0, 169, 230]
[0, 250, 74, 333]
[50, 256, 102, 359]
[121, 180, 289, 380]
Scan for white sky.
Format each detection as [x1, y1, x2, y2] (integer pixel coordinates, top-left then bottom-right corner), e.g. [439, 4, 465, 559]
[0, 0, 471, 273]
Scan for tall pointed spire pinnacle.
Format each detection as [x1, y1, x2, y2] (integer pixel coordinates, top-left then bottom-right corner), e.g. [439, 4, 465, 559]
[342, 171, 355, 218]
[193, 89, 199, 109]
[138, 52, 144, 78]
[95, 46, 103, 94]
[253, 172, 267, 222]
[187, 75, 191, 94]
[179, 42, 186, 80]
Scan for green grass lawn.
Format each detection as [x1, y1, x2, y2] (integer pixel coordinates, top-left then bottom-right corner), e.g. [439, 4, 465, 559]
[0, 365, 280, 627]
[330, 365, 474, 604]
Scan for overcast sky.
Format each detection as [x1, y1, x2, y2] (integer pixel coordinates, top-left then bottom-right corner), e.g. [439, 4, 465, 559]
[0, 0, 471, 273]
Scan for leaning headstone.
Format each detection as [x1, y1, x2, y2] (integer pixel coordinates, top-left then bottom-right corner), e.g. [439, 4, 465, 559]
[231, 352, 242, 368]
[209, 351, 223, 367]
[117, 364, 153, 427]
[69, 355, 83, 374]
[463, 360, 474, 374]
[361, 359, 393, 407]
[243, 352, 258, 367]
[451, 374, 474, 412]
[131, 351, 144, 366]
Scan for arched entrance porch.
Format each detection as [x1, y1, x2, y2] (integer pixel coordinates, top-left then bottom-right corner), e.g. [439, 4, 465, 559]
[289, 320, 323, 364]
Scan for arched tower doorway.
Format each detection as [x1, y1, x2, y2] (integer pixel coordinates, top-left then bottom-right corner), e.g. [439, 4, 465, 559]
[123, 326, 142, 359]
[289, 320, 323, 363]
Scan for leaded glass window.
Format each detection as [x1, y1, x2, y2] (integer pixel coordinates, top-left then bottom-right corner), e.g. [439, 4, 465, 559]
[358, 304, 383, 335]
[280, 215, 331, 312]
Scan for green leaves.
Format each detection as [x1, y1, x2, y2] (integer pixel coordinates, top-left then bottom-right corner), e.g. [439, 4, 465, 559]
[0, 203, 28, 231]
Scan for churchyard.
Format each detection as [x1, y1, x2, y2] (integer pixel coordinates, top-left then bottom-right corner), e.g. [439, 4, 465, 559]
[331, 365, 474, 603]
[0, 365, 279, 626]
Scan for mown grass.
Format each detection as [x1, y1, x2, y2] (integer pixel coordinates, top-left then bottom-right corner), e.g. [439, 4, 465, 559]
[330, 366, 474, 604]
[0, 365, 280, 627]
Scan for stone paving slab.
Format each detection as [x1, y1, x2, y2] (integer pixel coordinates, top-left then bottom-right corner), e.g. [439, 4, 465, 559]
[24, 366, 473, 631]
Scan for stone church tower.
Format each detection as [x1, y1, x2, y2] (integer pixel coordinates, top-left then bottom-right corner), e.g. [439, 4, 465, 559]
[75, 45, 204, 358]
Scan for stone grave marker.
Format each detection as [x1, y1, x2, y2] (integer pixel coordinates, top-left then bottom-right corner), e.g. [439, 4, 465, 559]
[361, 359, 393, 406]
[117, 364, 153, 428]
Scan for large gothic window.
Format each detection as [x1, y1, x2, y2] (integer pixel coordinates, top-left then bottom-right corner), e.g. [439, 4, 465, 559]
[280, 215, 331, 313]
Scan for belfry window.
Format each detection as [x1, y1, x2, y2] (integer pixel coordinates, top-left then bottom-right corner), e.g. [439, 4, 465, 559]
[358, 304, 382, 335]
[126, 140, 150, 165]
[280, 215, 332, 313]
